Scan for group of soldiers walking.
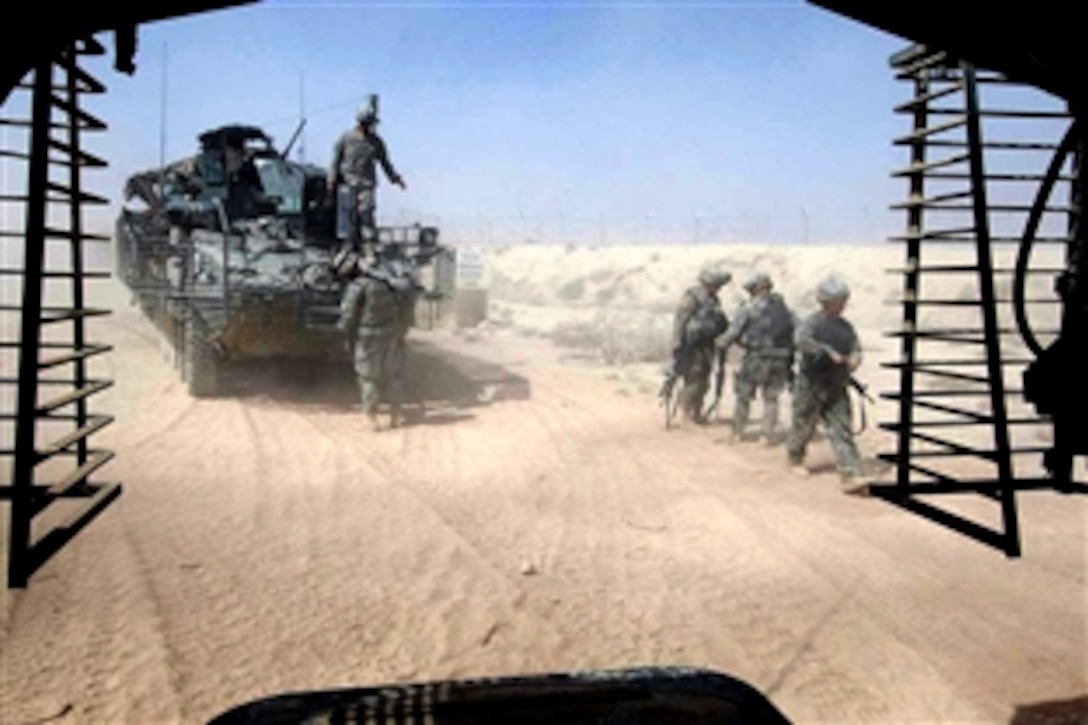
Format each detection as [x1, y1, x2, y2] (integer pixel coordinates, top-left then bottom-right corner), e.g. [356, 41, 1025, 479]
[668, 264, 870, 496]
[322, 98, 871, 484]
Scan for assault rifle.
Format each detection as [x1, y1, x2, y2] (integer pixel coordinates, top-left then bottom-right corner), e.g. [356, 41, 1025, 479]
[849, 375, 874, 403]
[660, 345, 693, 429]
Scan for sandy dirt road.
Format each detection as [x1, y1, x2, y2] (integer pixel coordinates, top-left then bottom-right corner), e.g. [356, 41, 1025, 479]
[1, 282, 1086, 724]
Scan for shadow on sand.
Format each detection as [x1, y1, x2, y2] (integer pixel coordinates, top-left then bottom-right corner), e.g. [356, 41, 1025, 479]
[216, 339, 531, 426]
[1009, 694, 1088, 724]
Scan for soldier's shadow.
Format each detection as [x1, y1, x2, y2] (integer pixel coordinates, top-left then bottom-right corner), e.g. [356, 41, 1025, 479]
[716, 415, 829, 443]
[221, 339, 531, 426]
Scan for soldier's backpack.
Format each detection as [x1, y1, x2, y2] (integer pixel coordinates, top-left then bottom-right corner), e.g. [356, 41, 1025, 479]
[748, 293, 794, 351]
[366, 257, 422, 328]
[683, 289, 729, 346]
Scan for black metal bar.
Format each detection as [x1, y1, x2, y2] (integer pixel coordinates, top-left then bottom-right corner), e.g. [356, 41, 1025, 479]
[890, 236, 1070, 245]
[0, 118, 96, 131]
[38, 416, 113, 460]
[896, 69, 929, 494]
[42, 227, 110, 241]
[885, 298, 1058, 305]
[22, 483, 122, 580]
[915, 172, 1077, 182]
[883, 333, 990, 344]
[920, 140, 1064, 150]
[0, 377, 109, 385]
[866, 489, 1014, 556]
[37, 380, 113, 414]
[0, 270, 122, 278]
[0, 447, 111, 457]
[47, 450, 114, 495]
[904, 367, 993, 384]
[882, 388, 1028, 398]
[894, 81, 964, 111]
[893, 116, 967, 145]
[907, 429, 997, 460]
[920, 108, 1072, 119]
[892, 226, 977, 240]
[889, 189, 973, 208]
[46, 93, 106, 130]
[1047, 110, 1084, 493]
[8, 60, 52, 589]
[881, 357, 1033, 367]
[885, 265, 1064, 274]
[879, 417, 1042, 429]
[47, 181, 109, 205]
[909, 204, 1073, 213]
[38, 344, 113, 369]
[884, 326, 1056, 336]
[47, 137, 107, 168]
[901, 396, 994, 421]
[892, 152, 971, 176]
[64, 44, 90, 469]
[893, 50, 949, 79]
[962, 61, 1021, 557]
[878, 447, 1047, 459]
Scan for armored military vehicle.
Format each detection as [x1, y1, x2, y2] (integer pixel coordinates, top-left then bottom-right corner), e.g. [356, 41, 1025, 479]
[115, 122, 454, 397]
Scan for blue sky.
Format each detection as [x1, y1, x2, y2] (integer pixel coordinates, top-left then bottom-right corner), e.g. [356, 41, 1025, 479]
[1, 0, 1075, 246]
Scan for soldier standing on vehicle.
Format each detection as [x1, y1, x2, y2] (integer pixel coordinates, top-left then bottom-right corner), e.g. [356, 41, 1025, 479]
[716, 272, 797, 445]
[670, 264, 732, 426]
[785, 275, 868, 495]
[328, 98, 407, 257]
[335, 247, 408, 431]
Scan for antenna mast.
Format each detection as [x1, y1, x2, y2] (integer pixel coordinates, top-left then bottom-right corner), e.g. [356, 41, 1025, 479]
[160, 42, 167, 170]
[298, 71, 306, 163]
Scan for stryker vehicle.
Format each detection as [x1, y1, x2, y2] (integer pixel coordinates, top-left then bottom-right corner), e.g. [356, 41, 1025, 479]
[115, 122, 454, 397]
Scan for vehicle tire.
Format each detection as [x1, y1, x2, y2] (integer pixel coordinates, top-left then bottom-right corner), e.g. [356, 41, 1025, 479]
[184, 310, 219, 397]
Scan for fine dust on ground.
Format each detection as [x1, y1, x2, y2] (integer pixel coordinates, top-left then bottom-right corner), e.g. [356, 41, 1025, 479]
[1, 244, 1086, 724]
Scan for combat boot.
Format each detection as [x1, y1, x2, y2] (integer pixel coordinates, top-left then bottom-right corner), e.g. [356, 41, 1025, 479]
[840, 473, 869, 496]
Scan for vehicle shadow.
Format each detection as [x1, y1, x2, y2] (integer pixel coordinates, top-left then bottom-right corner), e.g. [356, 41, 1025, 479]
[1009, 694, 1087, 724]
[219, 338, 532, 425]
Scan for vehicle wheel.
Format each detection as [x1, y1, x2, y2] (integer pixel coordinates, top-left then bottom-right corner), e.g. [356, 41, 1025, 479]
[184, 311, 219, 397]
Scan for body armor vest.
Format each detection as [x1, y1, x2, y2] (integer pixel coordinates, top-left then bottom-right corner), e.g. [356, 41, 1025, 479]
[743, 293, 793, 352]
[802, 314, 857, 386]
[683, 288, 729, 345]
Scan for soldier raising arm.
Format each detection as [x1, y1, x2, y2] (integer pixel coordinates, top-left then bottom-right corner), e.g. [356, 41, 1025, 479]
[372, 134, 404, 188]
[715, 302, 750, 355]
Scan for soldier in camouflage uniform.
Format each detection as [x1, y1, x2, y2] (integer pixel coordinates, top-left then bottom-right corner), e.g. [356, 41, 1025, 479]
[328, 102, 407, 256]
[671, 264, 732, 426]
[716, 272, 797, 445]
[786, 275, 868, 495]
[335, 247, 412, 431]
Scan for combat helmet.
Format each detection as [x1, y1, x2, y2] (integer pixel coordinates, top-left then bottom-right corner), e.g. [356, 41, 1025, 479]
[698, 264, 732, 287]
[743, 271, 772, 293]
[816, 275, 850, 303]
[356, 94, 379, 125]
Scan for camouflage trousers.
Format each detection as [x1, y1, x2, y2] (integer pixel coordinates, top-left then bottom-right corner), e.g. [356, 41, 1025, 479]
[733, 353, 791, 438]
[678, 344, 716, 422]
[351, 332, 405, 415]
[341, 184, 377, 253]
[786, 378, 861, 476]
